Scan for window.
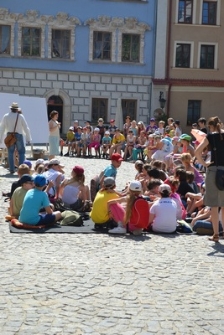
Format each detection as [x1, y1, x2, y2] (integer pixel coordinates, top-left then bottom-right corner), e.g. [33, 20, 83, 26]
[0, 25, 10, 55]
[22, 27, 41, 56]
[202, 1, 217, 25]
[52, 29, 70, 59]
[200, 44, 215, 69]
[178, 0, 193, 23]
[122, 34, 140, 62]
[175, 43, 191, 68]
[187, 100, 201, 125]
[92, 98, 108, 122]
[93, 31, 111, 60]
[122, 99, 137, 121]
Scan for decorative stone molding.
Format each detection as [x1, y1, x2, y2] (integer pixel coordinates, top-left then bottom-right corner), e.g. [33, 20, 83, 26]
[17, 10, 47, 58]
[85, 16, 123, 62]
[117, 17, 150, 64]
[47, 12, 81, 60]
[0, 8, 17, 56]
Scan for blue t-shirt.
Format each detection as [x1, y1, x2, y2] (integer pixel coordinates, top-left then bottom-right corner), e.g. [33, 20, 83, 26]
[104, 164, 117, 179]
[19, 188, 50, 225]
[75, 132, 81, 141]
[102, 136, 112, 145]
[161, 138, 173, 153]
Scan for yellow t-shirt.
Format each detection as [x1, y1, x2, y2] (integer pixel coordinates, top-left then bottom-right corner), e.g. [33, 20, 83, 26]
[90, 190, 120, 223]
[67, 131, 75, 142]
[112, 133, 125, 144]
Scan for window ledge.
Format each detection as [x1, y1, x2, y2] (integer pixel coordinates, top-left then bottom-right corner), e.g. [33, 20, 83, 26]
[175, 23, 220, 28]
[88, 60, 145, 66]
[172, 67, 218, 71]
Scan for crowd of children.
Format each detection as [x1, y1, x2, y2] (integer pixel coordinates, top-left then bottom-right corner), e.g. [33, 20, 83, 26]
[5, 115, 224, 240]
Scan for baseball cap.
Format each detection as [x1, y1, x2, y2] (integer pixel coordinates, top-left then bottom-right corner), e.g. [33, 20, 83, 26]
[74, 120, 79, 123]
[105, 131, 110, 135]
[35, 158, 44, 166]
[34, 174, 47, 187]
[98, 118, 104, 122]
[129, 180, 142, 192]
[23, 160, 32, 169]
[110, 119, 115, 123]
[48, 159, 65, 168]
[150, 118, 155, 122]
[94, 128, 100, 132]
[69, 126, 74, 130]
[111, 153, 123, 162]
[159, 184, 171, 193]
[20, 174, 34, 185]
[103, 177, 115, 188]
[73, 165, 84, 176]
[180, 134, 192, 142]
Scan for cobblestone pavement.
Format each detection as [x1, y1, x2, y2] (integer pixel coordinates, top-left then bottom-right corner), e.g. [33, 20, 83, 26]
[0, 150, 224, 335]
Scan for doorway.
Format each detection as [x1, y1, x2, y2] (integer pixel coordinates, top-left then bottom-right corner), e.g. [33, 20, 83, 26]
[47, 95, 63, 133]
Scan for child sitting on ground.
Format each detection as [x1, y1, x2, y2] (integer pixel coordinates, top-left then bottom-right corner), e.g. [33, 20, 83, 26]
[18, 175, 62, 226]
[144, 179, 161, 201]
[134, 160, 144, 180]
[10, 163, 31, 198]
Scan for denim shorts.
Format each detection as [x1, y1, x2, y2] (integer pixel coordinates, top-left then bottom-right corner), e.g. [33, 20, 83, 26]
[38, 214, 56, 226]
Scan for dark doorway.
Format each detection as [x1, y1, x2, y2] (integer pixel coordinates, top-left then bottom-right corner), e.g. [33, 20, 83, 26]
[47, 95, 63, 133]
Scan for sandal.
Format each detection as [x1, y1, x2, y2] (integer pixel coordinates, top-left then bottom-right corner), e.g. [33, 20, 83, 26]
[208, 234, 219, 242]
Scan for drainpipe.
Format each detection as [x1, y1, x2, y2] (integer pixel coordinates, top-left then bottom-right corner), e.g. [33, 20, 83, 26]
[166, 0, 173, 118]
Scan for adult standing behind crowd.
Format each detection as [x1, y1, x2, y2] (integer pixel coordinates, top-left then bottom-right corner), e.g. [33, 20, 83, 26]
[195, 116, 224, 242]
[0, 102, 32, 174]
[48, 110, 60, 160]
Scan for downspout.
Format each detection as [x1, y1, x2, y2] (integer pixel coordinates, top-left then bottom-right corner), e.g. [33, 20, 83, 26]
[166, 0, 173, 118]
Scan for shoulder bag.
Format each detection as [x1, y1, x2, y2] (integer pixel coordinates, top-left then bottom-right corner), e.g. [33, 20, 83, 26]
[4, 113, 19, 148]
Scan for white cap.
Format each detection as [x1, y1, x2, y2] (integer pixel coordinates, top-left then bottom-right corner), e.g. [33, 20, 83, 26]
[69, 126, 73, 130]
[94, 128, 100, 131]
[105, 131, 110, 135]
[129, 180, 142, 192]
[159, 184, 171, 193]
[35, 158, 44, 166]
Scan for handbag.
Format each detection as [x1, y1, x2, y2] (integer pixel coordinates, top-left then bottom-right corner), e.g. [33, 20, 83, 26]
[212, 135, 224, 191]
[4, 114, 19, 148]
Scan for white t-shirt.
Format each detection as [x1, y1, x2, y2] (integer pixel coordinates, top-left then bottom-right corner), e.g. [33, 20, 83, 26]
[43, 168, 63, 196]
[150, 198, 177, 233]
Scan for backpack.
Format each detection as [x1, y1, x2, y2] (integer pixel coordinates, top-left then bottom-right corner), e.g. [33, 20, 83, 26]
[60, 210, 84, 226]
[130, 197, 150, 229]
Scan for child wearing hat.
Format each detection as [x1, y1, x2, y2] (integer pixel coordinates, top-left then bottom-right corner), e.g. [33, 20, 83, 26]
[101, 131, 112, 158]
[9, 174, 34, 220]
[19, 174, 62, 226]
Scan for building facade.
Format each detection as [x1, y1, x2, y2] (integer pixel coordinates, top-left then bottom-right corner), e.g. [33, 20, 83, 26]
[153, 0, 224, 133]
[0, 0, 156, 133]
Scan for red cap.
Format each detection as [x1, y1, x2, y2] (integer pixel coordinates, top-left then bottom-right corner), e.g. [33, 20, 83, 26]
[110, 119, 115, 123]
[73, 165, 84, 176]
[111, 153, 123, 162]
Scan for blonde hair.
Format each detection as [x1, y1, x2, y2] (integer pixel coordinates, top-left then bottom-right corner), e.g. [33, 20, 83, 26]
[18, 164, 30, 176]
[181, 153, 192, 163]
[125, 190, 141, 224]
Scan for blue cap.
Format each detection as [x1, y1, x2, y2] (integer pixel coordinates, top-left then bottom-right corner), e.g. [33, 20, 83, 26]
[34, 174, 47, 187]
[20, 174, 34, 185]
[23, 160, 32, 168]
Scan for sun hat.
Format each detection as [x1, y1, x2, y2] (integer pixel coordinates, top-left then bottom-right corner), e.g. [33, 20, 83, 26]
[34, 174, 47, 187]
[73, 165, 84, 176]
[23, 160, 32, 169]
[48, 159, 65, 168]
[20, 174, 34, 185]
[111, 153, 123, 162]
[159, 184, 171, 193]
[103, 177, 115, 188]
[9, 102, 19, 109]
[129, 180, 142, 192]
[180, 134, 192, 142]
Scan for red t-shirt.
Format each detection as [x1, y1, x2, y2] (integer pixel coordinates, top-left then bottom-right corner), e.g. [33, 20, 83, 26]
[129, 197, 149, 229]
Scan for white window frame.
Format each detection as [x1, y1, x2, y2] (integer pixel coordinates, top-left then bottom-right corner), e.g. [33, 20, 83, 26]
[85, 16, 117, 62]
[197, 42, 218, 69]
[175, 0, 197, 24]
[117, 18, 150, 64]
[199, 0, 220, 26]
[173, 41, 194, 68]
[0, 8, 16, 56]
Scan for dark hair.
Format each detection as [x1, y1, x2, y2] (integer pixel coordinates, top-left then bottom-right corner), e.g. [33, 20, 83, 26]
[186, 171, 194, 184]
[175, 120, 180, 126]
[147, 168, 161, 179]
[198, 117, 206, 125]
[50, 110, 58, 118]
[207, 116, 223, 139]
[147, 179, 162, 191]
[160, 189, 171, 198]
[158, 169, 167, 181]
[175, 168, 187, 182]
[151, 160, 162, 170]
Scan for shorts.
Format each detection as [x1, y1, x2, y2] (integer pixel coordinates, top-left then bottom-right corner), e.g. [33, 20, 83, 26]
[38, 213, 56, 226]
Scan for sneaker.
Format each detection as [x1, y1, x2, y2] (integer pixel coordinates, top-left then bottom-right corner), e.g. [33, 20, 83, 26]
[64, 152, 69, 157]
[108, 226, 126, 234]
[132, 229, 143, 236]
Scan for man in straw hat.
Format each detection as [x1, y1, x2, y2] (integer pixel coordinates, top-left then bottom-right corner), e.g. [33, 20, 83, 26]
[0, 102, 32, 174]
